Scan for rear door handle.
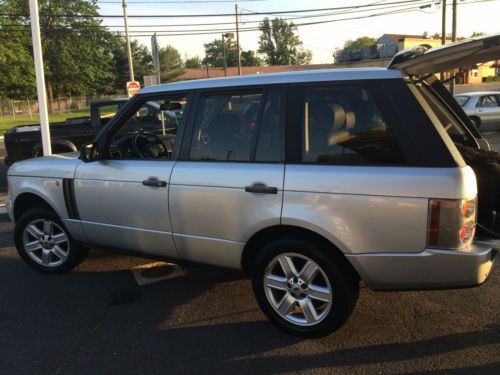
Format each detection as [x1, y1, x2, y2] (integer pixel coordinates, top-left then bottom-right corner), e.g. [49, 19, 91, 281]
[142, 177, 167, 188]
[245, 182, 278, 194]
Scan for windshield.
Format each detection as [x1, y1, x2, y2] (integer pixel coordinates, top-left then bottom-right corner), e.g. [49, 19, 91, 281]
[454, 96, 470, 107]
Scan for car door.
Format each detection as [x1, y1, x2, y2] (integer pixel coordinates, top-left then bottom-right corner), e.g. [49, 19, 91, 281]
[169, 87, 286, 269]
[73, 93, 190, 258]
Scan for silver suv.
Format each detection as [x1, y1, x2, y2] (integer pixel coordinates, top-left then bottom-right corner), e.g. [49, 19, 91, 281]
[7, 34, 499, 338]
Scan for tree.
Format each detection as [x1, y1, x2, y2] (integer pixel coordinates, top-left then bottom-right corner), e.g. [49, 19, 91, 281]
[109, 36, 153, 93]
[333, 36, 376, 63]
[202, 39, 263, 68]
[0, 0, 118, 102]
[203, 39, 237, 68]
[258, 18, 312, 65]
[185, 56, 203, 68]
[241, 50, 263, 67]
[158, 45, 184, 82]
[0, 0, 36, 99]
[341, 36, 376, 51]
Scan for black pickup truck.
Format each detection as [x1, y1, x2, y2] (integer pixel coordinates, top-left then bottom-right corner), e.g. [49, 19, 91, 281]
[4, 99, 128, 165]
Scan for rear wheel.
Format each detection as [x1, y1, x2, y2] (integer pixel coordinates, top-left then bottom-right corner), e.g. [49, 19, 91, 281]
[252, 238, 359, 338]
[14, 208, 89, 273]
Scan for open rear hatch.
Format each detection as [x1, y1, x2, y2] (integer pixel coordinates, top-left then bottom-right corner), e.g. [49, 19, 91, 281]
[389, 33, 500, 243]
[388, 33, 500, 76]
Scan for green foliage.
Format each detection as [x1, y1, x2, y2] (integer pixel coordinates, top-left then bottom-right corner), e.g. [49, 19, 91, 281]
[202, 39, 262, 68]
[342, 37, 376, 51]
[185, 56, 203, 68]
[158, 45, 184, 82]
[258, 18, 312, 65]
[241, 50, 263, 67]
[0, 0, 154, 98]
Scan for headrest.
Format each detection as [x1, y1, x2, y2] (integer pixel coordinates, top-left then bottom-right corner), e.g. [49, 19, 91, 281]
[330, 104, 346, 130]
[345, 111, 356, 129]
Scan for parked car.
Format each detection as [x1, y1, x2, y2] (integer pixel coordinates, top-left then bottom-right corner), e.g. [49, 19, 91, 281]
[454, 91, 500, 129]
[4, 99, 129, 165]
[6, 33, 499, 338]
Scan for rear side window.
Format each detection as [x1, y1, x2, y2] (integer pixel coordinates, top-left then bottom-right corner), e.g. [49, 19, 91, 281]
[301, 85, 405, 164]
[476, 95, 499, 108]
[454, 96, 469, 107]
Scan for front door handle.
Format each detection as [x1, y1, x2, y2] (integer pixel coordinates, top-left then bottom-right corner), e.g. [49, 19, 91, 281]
[245, 182, 278, 194]
[142, 177, 167, 188]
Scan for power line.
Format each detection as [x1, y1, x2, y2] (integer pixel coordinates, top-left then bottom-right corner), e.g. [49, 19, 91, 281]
[95, 0, 267, 2]
[0, 3, 463, 38]
[0, 0, 495, 38]
[0, 0, 440, 18]
[1, 0, 438, 29]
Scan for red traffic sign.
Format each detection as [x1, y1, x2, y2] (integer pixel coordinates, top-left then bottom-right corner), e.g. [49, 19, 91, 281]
[127, 81, 141, 97]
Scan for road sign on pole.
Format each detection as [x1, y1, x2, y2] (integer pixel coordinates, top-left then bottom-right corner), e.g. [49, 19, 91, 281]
[151, 33, 161, 85]
[127, 81, 141, 97]
[29, 0, 51, 156]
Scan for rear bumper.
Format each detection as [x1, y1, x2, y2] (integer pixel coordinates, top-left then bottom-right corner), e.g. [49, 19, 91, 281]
[346, 243, 497, 290]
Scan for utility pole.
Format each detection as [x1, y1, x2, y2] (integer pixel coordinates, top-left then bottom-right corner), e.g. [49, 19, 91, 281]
[222, 33, 227, 77]
[123, 0, 135, 82]
[235, 4, 242, 75]
[205, 51, 210, 78]
[29, 0, 51, 156]
[440, 0, 446, 82]
[450, 0, 457, 94]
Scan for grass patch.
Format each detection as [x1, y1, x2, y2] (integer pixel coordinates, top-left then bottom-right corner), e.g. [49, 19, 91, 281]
[0, 109, 90, 135]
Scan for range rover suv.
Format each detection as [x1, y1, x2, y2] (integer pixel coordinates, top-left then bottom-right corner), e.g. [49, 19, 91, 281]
[7, 34, 499, 338]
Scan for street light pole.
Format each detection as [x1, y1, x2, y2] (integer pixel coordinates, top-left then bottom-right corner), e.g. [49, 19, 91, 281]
[235, 4, 242, 75]
[222, 33, 227, 77]
[440, 0, 446, 82]
[451, 0, 457, 94]
[29, 0, 51, 156]
[123, 0, 135, 82]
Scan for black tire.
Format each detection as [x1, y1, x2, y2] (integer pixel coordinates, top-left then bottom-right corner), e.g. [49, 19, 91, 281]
[469, 117, 481, 129]
[252, 237, 359, 338]
[14, 207, 89, 273]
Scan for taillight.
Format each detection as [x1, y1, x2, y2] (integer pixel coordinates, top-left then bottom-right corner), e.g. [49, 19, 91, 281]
[427, 197, 477, 249]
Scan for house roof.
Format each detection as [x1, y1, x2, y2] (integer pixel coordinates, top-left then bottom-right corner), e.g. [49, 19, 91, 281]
[379, 33, 453, 44]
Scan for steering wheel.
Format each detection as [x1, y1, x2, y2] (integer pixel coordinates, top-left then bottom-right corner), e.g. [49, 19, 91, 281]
[132, 131, 168, 159]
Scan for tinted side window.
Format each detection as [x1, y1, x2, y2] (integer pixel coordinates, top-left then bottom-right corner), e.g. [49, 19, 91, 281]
[476, 95, 499, 108]
[255, 88, 285, 162]
[190, 92, 262, 161]
[302, 85, 405, 165]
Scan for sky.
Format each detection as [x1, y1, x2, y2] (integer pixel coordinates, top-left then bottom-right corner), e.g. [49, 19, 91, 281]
[95, 0, 500, 64]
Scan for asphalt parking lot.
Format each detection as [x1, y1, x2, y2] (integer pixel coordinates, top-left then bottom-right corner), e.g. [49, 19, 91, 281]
[0, 135, 499, 374]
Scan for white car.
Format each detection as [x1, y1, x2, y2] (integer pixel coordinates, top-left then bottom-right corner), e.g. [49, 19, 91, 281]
[455, 91, 500, 129]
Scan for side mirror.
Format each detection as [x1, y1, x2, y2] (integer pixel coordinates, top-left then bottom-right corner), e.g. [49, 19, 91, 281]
[80, 143, 98, 162]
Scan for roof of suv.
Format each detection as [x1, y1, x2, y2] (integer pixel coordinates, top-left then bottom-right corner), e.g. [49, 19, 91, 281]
[140, 67, 403, 94]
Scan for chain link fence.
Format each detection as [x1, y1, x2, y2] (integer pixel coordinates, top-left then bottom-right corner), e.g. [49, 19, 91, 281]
[0, 95, 125, 119]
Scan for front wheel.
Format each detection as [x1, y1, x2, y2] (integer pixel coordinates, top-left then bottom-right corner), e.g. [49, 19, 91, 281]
[252, 238, 359, 338]
[14, 208, 89, 273]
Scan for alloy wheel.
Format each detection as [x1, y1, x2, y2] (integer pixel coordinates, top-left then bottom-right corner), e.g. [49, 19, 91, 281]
[22, 219, 70, 268]
[263, 252, 333, 326]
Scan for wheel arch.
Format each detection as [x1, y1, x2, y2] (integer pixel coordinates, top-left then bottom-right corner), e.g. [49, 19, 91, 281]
[241, 225, 360, 280]
[14, 192, 57, 221]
